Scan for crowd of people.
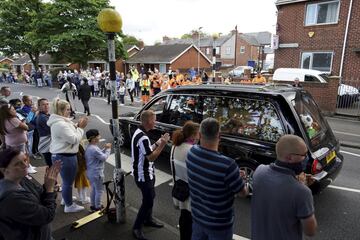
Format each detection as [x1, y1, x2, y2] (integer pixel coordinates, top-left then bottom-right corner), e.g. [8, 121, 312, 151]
[0, 67, 313, 240]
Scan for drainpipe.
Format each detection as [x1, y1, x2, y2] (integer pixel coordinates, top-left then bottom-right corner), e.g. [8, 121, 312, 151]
[339, 0, 354, 80]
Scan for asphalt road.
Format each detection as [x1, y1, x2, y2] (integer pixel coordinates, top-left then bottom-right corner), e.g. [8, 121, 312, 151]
[4, 83, 360, 240]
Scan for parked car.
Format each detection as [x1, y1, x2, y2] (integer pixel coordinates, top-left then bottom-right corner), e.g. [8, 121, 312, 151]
[228, 66, 254, 78]
[112, 84, 343, 194]
[273, 68, 360, 107]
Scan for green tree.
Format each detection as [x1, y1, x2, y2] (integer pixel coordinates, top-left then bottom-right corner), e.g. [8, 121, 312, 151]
[46, 0, 126, 68]
[122, 35, 141, 48]
[0, 0, 48, 70]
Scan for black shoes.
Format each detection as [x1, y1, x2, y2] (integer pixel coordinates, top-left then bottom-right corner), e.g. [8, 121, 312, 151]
[132, 229, 148, 240]
[143, 220, 164, 228]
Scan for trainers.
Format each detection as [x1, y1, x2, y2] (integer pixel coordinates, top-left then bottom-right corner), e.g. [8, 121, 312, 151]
[60, 196, 77, 206]
[64, 203, 84, 213]
[27, 166, 37, 174]
[80, 197, 91, 204]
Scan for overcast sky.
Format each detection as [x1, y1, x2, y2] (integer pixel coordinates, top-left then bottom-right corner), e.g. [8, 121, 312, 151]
[111, 0, 278, 45]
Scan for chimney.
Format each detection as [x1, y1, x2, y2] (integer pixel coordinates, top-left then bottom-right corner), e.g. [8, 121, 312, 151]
[138, 41, 145, 49]
[163, 36, 170, 43]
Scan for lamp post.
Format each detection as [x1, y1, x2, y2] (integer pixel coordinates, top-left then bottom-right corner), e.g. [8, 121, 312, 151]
[97, 8, 125, 223]
[212, 33, 219, 83]
[197, 27, 202, 74]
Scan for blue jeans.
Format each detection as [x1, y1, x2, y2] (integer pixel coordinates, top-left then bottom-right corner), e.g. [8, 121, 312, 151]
[192, 221, 233, 240]
[52, 154, 77, 206]
[27, 130, 34, 156]
[88, 175, 104, 208]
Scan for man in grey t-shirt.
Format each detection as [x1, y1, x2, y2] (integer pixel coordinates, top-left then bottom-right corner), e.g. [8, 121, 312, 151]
[251, 134, 317, 240]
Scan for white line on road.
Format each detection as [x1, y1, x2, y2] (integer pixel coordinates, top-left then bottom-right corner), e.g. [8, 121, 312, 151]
[340, 150, 360, 157]
[328, 185, 360, 193]
[327, 116, 360, 124]
[106, 153, 172, 187]
[334, 131, 360, 137]
[75, 111, 110, 125]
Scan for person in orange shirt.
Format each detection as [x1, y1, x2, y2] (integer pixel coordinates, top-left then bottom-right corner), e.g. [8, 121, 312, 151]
[169, 77, 177, 88]
[151, 75, 162, 95]
[193, 74, 202, 85]
[175, 69, 184, 86]
[140, 74, 151, 105]
[161, 74, 170, 91]
[252, 72, 267, 85]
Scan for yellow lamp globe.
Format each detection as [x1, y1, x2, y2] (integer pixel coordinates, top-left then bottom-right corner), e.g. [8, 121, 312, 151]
[97, 8, 122, 33]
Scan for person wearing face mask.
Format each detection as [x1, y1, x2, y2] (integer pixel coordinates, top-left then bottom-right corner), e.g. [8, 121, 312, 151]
[251, 134, 317, 240]
[170, 121, 200, 240]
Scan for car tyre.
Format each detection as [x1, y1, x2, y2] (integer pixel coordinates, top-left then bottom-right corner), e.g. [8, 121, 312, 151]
[237, 161, 257, 196]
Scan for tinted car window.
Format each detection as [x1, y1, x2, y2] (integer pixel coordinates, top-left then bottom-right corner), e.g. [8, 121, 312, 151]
[203, 96, 285, 142]
[304, 75, 319, 82]
[167, 95, 202, 126]
[147, 96, 169, 123]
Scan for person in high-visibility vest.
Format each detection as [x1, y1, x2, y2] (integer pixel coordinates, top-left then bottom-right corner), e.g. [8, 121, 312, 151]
[130, 66, 140, 97]
[140, 74, 151, 105]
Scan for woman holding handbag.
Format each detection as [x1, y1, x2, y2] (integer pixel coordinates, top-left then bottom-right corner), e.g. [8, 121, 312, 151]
[170, 121, 200, 240]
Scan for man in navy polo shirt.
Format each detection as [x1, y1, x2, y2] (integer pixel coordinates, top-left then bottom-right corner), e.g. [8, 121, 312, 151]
[251, 134, 317, 240]
[187, 117, 248, 240]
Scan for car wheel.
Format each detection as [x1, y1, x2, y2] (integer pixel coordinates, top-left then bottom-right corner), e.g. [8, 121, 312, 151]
[237, 161, 257, 196]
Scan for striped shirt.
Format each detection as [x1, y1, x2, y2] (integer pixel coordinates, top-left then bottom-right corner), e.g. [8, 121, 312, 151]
[187, 145, 244, 230]
[131, 127, 154, 182]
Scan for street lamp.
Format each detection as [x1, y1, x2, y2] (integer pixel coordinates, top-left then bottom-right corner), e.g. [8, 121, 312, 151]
[197, 27, 202, 74]
[97, 8, 125, 223]
[212, 33, 219, 83]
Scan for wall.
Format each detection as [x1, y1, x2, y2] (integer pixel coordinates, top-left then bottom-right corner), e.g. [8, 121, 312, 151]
[271, 76, 339, 115]
[274, 0, 360, 79]
[235, 36, 259, 66]
[171, 46, 211, 71]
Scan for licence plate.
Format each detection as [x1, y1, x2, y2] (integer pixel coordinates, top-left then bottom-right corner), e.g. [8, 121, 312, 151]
[325, 151, 336, 164]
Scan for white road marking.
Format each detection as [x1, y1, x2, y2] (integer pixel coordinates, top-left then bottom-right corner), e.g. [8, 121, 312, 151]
[106, 154, 172, 187]
[92, 97, 107, 102]
[232, 235, 249, 240]
[328, 185, 360, 194]
[340, 150, 360, 157]
[327, 116, 360, 124]
[334, 131, 360, 137]
[75, 111, 110, 125]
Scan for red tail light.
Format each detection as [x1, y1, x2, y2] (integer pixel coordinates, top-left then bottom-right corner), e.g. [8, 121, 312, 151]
[312, 159, 323, 174]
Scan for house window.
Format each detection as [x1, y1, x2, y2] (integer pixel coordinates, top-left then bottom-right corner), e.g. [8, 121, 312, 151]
[206, 48, 210, 55]
[216, 47, 220, 55]
[225, 47, 231, 55]
[240, 46, 245, 54]
[301, 52, 333, 73]
[305, 1, 339, 26]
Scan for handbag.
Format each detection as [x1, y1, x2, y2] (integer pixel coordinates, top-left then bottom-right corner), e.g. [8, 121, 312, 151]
[171, 147, 190, 202]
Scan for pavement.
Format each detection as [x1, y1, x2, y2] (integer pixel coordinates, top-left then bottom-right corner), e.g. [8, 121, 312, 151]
[30, 164, 181, 240]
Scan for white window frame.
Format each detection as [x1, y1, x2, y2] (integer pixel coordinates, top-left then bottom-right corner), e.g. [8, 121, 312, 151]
[225, 47, 231, 55]
[300, 51, 334, 73]
[216, 47, 220, 55]
[240, 46, 245, 54]
[206, 48, 210, 55]
[304, 0, 340, 26]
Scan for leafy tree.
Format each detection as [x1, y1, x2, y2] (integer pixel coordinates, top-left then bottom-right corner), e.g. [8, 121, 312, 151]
[46, 0, 126, 68]
[122, 35, 141, 48]
[0, 0, 48, 70]
[181, 30, 207, 39]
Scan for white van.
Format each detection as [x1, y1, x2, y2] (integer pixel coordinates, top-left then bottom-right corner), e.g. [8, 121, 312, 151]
[273, 68, 327, 83]
[273, 68, 359, 107]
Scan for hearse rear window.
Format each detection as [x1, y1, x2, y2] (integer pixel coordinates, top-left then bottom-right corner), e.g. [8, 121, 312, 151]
[202, 96, 285, 142]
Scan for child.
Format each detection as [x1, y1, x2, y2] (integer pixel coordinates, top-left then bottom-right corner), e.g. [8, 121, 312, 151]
[118, 81, 126, 106]
[85, 129, 112, 211]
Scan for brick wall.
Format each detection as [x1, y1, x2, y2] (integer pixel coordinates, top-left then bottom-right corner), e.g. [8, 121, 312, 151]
[171, 46, 211, 70]
[272, 76, 339, 115]
[235, 37, 259, 66]
[274, 0, 360, 79]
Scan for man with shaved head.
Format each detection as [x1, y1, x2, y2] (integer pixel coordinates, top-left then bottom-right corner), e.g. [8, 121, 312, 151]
[251, 134, 317, 240]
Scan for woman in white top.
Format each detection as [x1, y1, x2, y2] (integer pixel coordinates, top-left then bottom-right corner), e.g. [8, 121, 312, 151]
[125, 73, 135, 105]
[170, 121, 200, 240]
[47, 98, 88, 213]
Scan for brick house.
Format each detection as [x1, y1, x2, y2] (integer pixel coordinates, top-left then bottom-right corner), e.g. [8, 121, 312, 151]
[274, 0, 360, 79]
[162, 31, 272, 70]
[126, 44, 212, 74]
[0, 56, 14, 68]
[12, 54, 68, 74]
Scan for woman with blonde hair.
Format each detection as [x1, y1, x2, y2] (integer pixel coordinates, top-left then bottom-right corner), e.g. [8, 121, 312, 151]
[47, 98, 88, 213]
[170, 121, 200, 240]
